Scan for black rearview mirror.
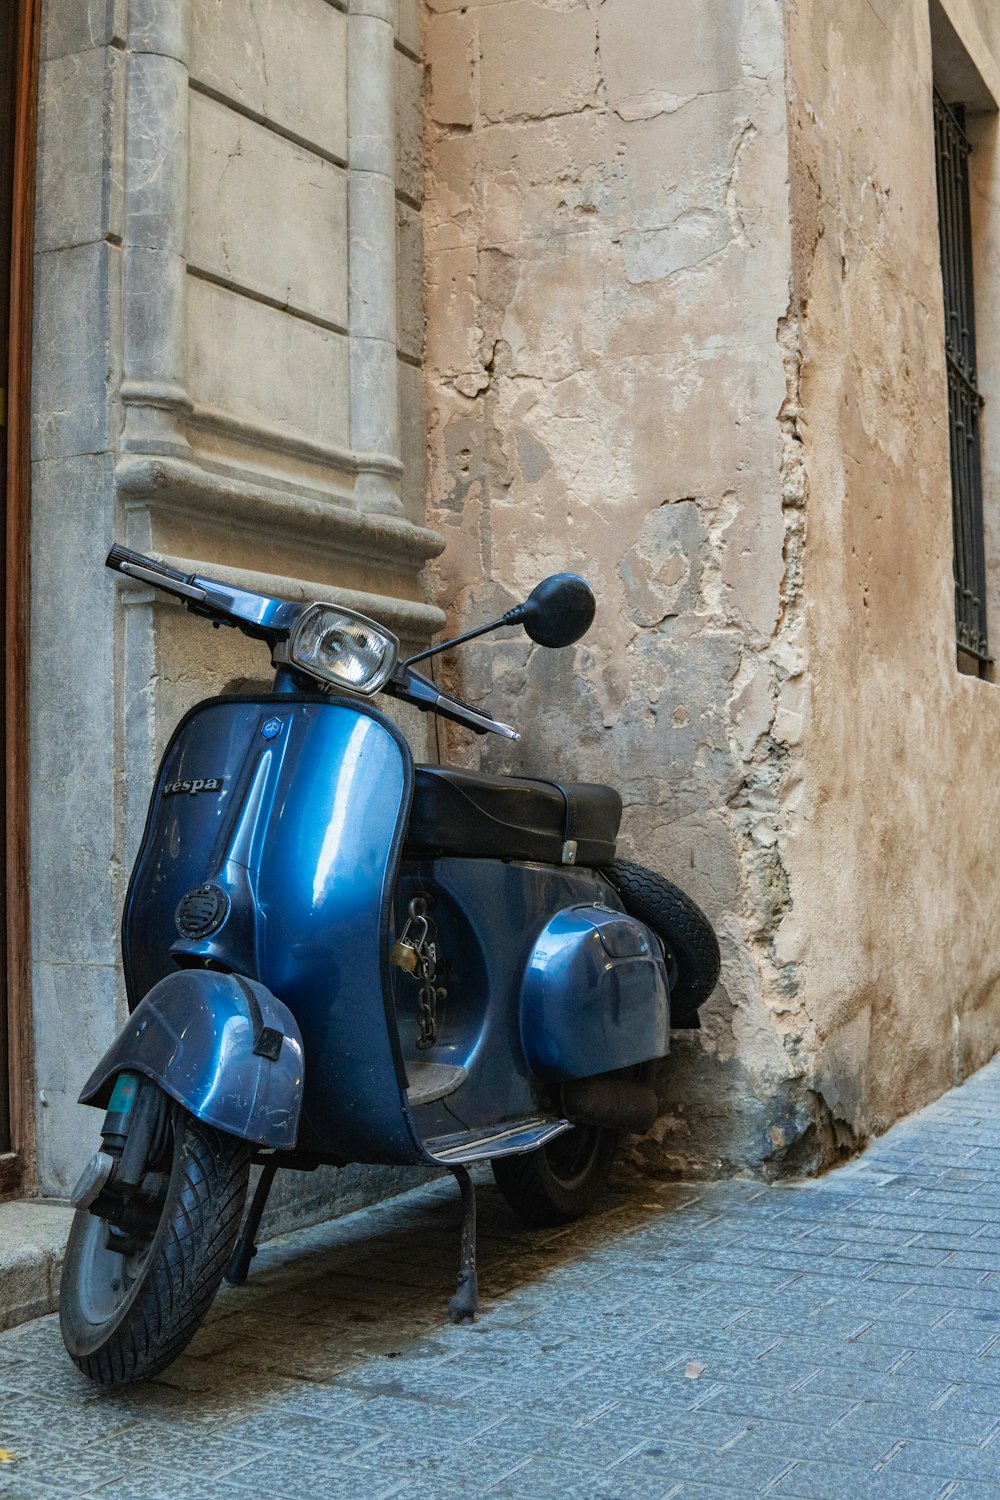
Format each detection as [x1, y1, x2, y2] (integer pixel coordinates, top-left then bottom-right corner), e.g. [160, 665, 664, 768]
[401, 570, 597, 671]
[515, 573, 596, 648]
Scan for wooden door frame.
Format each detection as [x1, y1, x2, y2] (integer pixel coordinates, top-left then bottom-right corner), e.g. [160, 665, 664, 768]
[0, 0, 40, 1199]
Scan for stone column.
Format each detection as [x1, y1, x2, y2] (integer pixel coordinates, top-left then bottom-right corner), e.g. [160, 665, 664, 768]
[119, 1, 191, 456]
[348, 0, 403, 514]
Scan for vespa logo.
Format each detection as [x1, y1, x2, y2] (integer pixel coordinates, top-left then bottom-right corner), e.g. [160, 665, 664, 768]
[163, 776, 225, 798]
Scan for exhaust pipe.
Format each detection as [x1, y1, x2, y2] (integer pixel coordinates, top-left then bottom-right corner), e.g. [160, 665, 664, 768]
[561, 1075, 658, 1134]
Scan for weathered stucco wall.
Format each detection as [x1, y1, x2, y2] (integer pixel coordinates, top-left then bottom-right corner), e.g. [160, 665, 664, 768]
[424, 0, 820, 1174]
[425, 0, 1000, 1175]
[781, 0, 1000, 1144]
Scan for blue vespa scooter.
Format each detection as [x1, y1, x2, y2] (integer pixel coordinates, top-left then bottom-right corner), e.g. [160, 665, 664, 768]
[59, 545, 720, 1386]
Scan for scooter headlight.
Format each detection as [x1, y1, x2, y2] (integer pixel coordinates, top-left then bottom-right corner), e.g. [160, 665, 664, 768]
[288, 604, 398, 695]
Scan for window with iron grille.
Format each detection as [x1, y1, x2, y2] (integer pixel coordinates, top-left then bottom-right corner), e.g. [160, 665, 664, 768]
[933, 89, 989, 671]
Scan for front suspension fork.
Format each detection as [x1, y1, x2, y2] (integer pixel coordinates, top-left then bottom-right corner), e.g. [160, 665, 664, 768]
[70, 1072, 170, 1241]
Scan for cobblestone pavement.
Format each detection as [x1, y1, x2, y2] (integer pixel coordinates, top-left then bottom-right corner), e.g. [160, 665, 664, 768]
[5, 1061, 1000, 1499]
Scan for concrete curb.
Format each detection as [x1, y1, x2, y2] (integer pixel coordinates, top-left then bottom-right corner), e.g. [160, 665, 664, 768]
[0, 1200, 74, 1332]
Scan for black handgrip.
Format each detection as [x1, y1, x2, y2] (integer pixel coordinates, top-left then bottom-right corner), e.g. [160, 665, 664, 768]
[439, 687, 495, 722]
[106, 545, 194, 586]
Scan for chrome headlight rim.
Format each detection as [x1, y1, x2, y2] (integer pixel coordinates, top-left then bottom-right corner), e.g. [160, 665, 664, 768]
[287, 602, 399, 696]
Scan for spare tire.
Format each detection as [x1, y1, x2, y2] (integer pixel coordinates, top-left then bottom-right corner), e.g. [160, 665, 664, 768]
[605, 861, 720, 1028]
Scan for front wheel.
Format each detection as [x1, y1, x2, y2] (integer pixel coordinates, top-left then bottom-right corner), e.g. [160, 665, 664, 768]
[60, 1098, 251, 1387]
[491, 1126, 617, 1228]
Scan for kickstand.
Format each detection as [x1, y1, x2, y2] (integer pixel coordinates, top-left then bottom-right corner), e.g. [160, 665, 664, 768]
[226, 1158, 278, 1286]
[447, 1164, 478, 1323]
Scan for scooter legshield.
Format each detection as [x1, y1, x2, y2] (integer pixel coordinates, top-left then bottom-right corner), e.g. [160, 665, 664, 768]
[118, 693, 426, 1165]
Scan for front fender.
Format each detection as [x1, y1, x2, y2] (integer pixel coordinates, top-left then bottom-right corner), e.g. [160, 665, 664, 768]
[79, 971, 304, 1148]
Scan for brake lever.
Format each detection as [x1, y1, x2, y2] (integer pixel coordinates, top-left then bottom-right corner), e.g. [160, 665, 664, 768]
[389, 668, 520, 741]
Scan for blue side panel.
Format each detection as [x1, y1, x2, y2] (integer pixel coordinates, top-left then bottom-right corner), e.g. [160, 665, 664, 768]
[124, 698, 280, 1001]
[391, 858, 622, 1141]
[123, 694, 425, 1165]
[520, 906, 670, 1080]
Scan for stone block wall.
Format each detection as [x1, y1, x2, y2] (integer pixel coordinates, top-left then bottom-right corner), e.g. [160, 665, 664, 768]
[30, 0, 126, 1195]
[28, 0, 443, 1203]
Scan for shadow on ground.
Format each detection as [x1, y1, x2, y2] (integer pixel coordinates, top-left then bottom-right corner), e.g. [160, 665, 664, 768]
[138, 1171, 699, 1405]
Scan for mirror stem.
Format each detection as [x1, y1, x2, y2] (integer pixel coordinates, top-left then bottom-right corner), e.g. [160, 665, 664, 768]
[401, 606, 524, 670]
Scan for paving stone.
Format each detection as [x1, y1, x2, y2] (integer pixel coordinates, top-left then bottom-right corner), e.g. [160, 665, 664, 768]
[879, 1434, 1000, 1482]
[84, 1475, 303, 1500]
[0, 1479, 73, 1499]
[879, 1348, 1000, 1388]
[565, 1470, 684, 1499]
[717, 1419, 908, 1470]
[855, 1320, 1000, 1357]
[472, 1412, 649, 1467]
[8, 1058, 1000, 1497]
[694, 1383, 856, 1427]
[889, 1283, 1000, 1316]
[358, 1440, 540, 1491]
[391, 1482, 484, 1500]
[835, 1399, 1000, 1446]
[768, 1457, 950, 1499]
[605, 1436, 792, 1491]
[484, 1453, 614, 1498]
[793, 1363, 957, 1408]
[752, 1334, 920, 1374]
[224, 1464, 405, 1500]
[942, 1384, 1000, 1418]
[673, 1487, 783, 1500]
[1, 1449, 137, 1495]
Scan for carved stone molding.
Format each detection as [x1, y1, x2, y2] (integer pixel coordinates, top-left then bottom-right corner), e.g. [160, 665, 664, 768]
[116, 453, 444, 572]
[117, 0, 425, 545]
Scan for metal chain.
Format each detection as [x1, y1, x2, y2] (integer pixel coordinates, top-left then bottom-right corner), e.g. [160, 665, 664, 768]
[415, 949, 439, 1051]
[391, 896, 445, 1050]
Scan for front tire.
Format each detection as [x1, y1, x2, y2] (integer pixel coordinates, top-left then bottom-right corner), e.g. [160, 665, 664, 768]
[60, 1104, 251, 1387]
[491, 1126, 617, 1228]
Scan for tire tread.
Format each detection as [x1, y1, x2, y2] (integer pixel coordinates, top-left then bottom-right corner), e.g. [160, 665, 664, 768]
[606, 859, 720, 1022]
[62, 1117, 251, 1387]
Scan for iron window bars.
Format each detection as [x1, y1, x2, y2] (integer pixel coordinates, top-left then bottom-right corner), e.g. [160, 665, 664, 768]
[934, 89, 989, 668]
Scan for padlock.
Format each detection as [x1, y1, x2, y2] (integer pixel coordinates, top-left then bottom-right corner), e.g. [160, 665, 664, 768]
[390, 939, 418, 973]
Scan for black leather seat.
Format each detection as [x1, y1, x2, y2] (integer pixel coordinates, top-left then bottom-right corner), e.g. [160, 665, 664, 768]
[406, 766, 622, 867]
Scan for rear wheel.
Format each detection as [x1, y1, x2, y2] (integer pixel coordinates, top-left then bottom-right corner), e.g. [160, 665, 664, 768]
[60, 1096, 251, 1387]
[606, 860, 720, 1026]
[491, 1126, 617, 1228]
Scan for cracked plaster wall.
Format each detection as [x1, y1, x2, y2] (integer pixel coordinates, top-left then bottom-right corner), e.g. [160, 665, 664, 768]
[425, 0, 1000, 1175]
[424, 0, 813, 1175]
[781, 0, 1000, 1147]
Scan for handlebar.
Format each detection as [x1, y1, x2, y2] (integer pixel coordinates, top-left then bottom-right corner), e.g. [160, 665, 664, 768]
[106, 545, 520, 739]
[106, 546, 302, 640]
[394, 667, 519, 741]
[106, 545, 211, 602]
